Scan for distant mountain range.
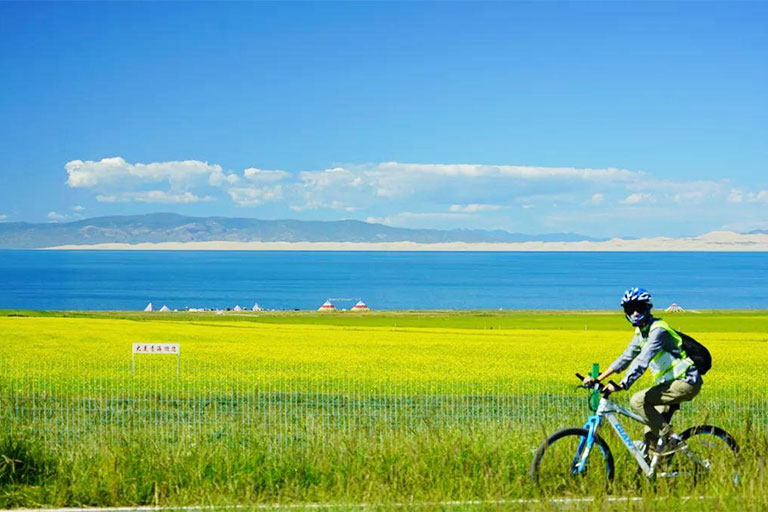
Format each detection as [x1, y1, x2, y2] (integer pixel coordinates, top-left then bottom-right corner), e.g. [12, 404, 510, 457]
[0, 213, 603, 248]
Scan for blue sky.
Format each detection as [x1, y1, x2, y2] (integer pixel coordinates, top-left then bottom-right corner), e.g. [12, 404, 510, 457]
[0, 1, 766, 237]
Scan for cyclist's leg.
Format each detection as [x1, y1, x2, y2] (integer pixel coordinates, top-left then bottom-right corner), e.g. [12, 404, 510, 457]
[661, 403, 680, 424]
[630, 385, 668, 446]
[643, 379, 702, 438]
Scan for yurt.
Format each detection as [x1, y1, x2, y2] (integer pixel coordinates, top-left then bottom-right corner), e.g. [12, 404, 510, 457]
[665, 303, 685, 312]
[351, 300, 370, 312]
[233, 305, 242, 312]
[144, 302, 154, 312]
[252, 302, 263, 312]
[159, 305, 170, 312]
[318, 300, 336, 312]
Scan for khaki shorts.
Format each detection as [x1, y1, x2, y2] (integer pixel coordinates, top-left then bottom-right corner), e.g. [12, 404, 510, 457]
[629, 378, 702, 436]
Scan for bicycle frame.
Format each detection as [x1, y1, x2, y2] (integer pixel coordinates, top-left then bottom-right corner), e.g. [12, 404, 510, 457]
[574, 395, 656, 477]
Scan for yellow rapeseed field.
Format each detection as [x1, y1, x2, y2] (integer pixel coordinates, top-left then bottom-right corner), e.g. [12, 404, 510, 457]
[2, 315, 764, 397]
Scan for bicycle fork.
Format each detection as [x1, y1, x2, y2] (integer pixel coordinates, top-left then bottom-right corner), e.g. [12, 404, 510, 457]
[572, 415, 602, 475]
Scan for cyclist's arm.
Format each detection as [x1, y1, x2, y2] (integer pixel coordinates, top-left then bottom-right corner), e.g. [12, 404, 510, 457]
[607, 335, 643, 374]
[583, 337, 640, 384]
[592, 367, 617, 382]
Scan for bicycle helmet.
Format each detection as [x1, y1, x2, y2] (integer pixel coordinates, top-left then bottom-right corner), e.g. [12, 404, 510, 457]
[621, 287, 653, 327]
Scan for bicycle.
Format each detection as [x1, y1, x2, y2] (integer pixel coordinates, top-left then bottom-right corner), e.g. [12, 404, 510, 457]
[529, 373, 739, 489]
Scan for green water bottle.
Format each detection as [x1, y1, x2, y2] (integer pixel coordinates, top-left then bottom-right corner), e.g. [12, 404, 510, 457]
[590, 363, 600, 411]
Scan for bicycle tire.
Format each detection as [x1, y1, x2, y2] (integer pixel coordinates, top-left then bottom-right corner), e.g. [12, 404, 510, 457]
[530, 427, 615, 486]
[665, 424, 740, 483]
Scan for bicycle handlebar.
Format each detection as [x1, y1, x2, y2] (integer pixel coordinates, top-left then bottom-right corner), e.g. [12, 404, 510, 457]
[574, 373, 622, 396]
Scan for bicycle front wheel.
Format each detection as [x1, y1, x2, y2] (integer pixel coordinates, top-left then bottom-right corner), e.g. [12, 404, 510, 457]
[530, 427, 614, 492]
[663, 425, 740, 484]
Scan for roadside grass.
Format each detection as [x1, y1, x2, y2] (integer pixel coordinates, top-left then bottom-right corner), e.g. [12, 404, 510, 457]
[0, 427, 765, 510]
[1, 425, 766, 508]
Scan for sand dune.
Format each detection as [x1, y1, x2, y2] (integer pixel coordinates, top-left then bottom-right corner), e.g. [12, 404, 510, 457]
[45, 231, 768, 251]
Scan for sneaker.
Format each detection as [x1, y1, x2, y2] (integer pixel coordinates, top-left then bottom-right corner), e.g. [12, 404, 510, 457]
[654, 433, 686, 456]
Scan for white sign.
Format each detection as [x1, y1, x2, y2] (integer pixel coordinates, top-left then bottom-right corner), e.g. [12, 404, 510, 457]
[132, 343, 180, 354]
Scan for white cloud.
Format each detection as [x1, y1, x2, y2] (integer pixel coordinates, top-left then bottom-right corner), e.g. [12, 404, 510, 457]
[65, 158, 129, 188]
[243, 168, 291, 183]
[728, 189, 744, 203]
[96, 191, 213, 203]
[514, 193, 575, 205]
[400, 212, 471, 220]
[291, 200, 359, 212]
[670, 182, 725, 203]
[629, 178, 726, 206]
[208, 171, 240, 187]
[725, 189, 768, 204]
[297, 167, 366, 191]
[64, 156, 253, 204]
[291, 162, 639, 212]
[73, 205, 85, 212]
[63, 158, 653, 212]
[369, 163, 638, 200]
[449, 204, 503, 213]
[620, 193, 655, 205]
[61, 157, 768, 237]
[227, 186, 283, 206]
[366, 211, 471, 226]
[373, 162, 638, 181]
[291, 166, 374, 211]
[0, 214, 7, 221]
[66, 157, 231, 190]
[47, 211, 66, 222]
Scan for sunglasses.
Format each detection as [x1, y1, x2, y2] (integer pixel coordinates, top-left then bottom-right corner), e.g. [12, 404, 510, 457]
[623, 302, 649, 315]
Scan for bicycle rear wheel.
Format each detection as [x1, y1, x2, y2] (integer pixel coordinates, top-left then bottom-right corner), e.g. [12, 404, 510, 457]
[662, 425, 739, 484]
[530, 427, 614, 492]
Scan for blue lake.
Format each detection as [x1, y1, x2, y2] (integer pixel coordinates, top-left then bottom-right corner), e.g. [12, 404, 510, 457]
[0, 251, 766, 311]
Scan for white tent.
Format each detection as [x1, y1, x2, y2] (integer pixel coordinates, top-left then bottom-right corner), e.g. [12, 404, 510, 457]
[351, 300, 370, 312]
[252, 302, 263, 312]
[665, 303, 685, 312]
[233, 305, 242, 312]
[318, 300, 336, 312]
[144, 302, 154, 312]
[159, 305, 170, 312]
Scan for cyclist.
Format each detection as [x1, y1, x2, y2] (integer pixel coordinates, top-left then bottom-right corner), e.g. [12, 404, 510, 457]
[582, 287, 702, 454]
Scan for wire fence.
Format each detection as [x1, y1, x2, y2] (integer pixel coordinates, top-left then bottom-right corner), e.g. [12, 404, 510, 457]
[3, 358, 766, 444]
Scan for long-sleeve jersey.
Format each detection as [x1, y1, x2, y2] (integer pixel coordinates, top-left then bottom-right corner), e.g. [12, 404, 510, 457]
[609, 321, 701, 389]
